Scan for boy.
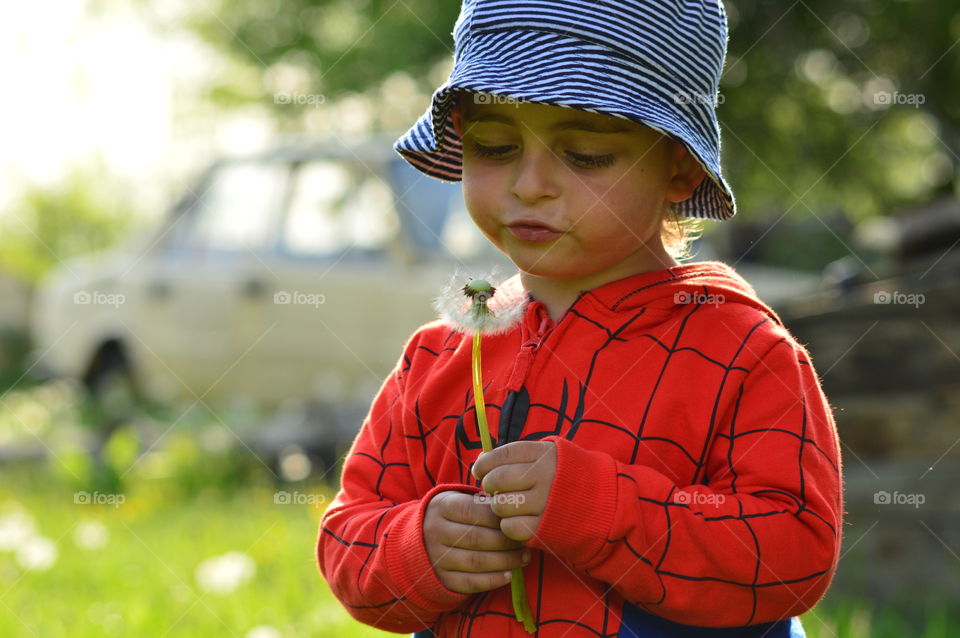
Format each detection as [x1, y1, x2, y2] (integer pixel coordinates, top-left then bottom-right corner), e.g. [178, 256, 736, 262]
[318, 1, 842, 636]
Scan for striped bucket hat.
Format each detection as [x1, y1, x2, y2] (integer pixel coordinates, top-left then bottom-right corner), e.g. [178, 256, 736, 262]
[394, 0, 736, 221]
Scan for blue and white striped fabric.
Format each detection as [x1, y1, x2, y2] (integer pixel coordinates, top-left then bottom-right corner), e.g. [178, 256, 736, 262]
[394, 0, 736, 221]
[410, 604, 805, 637]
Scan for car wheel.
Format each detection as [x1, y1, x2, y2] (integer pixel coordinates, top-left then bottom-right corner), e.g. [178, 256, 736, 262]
[84, 347, 140, 431]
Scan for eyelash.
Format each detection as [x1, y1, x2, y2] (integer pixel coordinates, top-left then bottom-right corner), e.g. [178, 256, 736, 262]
[469, 142, 615, 169]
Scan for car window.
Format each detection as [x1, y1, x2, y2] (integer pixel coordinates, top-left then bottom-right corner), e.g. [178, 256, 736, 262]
[170, 162, 289, 254]
[386, 158, 496, 260]
[280, 161, 397, 258]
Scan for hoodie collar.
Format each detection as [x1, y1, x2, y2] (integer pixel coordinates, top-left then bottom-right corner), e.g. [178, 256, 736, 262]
[501, 261, 783, 328]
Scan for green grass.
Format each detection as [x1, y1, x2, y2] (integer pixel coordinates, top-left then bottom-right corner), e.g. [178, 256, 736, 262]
[0, 466, 399, 637]
[0, 378, 956, 637]
[2, 460, 955, 638]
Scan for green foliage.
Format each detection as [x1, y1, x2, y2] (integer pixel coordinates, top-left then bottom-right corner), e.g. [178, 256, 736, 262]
[184, 0, 459, 98]
[1, 463, 958, 636]
[0, 327, 33, 391]
[1, 381, 957, 635]
[717, 1, 959, 223]
[0, 467, 398, 637]
[0, 165, 134, 284]
[170, 0, 960, 254]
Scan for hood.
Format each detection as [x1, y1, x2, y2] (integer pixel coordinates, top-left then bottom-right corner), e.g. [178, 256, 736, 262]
[594, 261, 784, 327]
[500, 260, 784, 328]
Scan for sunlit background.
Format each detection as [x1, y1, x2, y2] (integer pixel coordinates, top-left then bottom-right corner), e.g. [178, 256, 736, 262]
[1, 0, 959, 636]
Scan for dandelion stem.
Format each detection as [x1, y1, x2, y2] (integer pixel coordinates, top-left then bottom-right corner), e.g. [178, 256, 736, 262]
[471, 333, 493, 453]
[512, 567, 536, 633]
[470, 324, 535, 633]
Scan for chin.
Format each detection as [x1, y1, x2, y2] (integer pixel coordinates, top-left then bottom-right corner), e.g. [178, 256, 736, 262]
[511, 258, 592, 282]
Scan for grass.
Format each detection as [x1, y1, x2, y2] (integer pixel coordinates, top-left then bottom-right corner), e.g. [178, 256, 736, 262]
[0, 463, 401, 638]
[3, 460, 956, 638]
[0, 380, 956, 637]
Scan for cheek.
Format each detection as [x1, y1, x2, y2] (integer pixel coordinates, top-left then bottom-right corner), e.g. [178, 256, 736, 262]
[462, 165, 501, 223]
[578, 187, 663, 244]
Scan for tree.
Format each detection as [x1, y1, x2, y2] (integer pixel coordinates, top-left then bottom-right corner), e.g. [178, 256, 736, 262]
[170, 0, 959, 268]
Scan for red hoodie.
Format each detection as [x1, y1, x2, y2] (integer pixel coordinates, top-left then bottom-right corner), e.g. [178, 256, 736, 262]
[317, 261, 843, 637]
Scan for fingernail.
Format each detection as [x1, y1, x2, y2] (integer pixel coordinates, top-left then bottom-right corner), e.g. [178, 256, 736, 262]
[521, 551, 530, 565]
[503, 571, 512, 581]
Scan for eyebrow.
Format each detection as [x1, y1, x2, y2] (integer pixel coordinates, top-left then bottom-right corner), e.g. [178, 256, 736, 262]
[463, 112, 632, 134]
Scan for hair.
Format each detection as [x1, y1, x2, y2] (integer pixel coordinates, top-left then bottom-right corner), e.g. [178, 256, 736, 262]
[660, 208, 703, 262]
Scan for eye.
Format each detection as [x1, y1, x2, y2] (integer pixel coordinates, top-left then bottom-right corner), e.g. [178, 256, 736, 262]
[565, 151, 616, 169]
[470, 142, 516, 158]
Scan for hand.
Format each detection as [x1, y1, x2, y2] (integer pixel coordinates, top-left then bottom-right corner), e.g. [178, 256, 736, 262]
[423, 490, 531, 594]
[471, 441, 557, 543]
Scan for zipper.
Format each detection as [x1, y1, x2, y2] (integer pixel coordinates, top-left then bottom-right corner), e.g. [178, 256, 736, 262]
[505, 303, 553, 393]
[497, 306, 552, 445]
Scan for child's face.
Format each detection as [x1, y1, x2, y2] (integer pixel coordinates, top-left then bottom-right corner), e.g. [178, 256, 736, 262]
[452, 95, 705, 283]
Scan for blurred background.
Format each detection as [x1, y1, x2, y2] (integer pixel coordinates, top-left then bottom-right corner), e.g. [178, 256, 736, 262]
[1, 0, 959, 636]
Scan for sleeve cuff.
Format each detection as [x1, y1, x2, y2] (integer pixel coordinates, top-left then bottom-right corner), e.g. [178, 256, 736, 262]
[526, 437, 618, 568]
[384, 483, 483, 610]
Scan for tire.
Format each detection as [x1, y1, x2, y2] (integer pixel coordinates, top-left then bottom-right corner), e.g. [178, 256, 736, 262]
[84, 347, 140, 432]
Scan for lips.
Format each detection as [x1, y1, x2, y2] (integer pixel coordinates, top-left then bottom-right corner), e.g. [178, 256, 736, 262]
[506, 220, 563, 243]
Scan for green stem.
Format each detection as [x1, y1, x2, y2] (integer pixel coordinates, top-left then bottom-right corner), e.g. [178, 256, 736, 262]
[471, 332, 493, 453]
[471, 331, 535, 634]
[511, 567, 536, 633]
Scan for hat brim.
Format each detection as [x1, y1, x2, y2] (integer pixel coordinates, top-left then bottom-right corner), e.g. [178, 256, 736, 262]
[394, 29, 735, 221]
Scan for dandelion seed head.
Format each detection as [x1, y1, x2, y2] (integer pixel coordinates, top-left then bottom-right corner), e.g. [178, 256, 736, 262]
[195, 551, 256, 594]
[435, 272, 527, 335]
[246, 626, 283, 638]
[0, 510, 35, 552]
[16, 536, 57, 571]
[74, 520, 109, 550]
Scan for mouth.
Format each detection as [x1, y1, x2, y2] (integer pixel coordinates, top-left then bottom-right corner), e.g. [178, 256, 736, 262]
[506, 219, 564, 243]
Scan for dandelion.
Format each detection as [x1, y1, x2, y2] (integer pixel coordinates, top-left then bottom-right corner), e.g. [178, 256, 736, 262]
[246, 626, 282, 638]
[195, 551, 256, 594]
[0, 510, 35, 552]
[434, 273, 535, 633]
[16, 536, 57, 571]
[434, 272, 526, 336]
[73, 520, 109, 550]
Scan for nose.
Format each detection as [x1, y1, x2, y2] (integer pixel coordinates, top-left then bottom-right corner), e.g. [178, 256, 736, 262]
[510, 146, 560, 205]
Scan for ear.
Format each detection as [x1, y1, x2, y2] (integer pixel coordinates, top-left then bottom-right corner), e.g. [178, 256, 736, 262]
[450, 95, 464, 137]
[665, 140, 708, 203]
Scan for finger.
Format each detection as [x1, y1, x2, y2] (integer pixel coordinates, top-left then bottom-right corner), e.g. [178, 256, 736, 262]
[500, 515, 541, 543]
[480, 462, 538, 496]
[442, 568, 514, 595]
[436, 546, 529, 574]
[438, 492, 502, 529]
[484, 490, 539, 518]
[471, 441, 547, 481]
[441, 521, 525, 551]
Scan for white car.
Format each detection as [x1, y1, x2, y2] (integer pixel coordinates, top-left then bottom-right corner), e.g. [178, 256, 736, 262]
[29, 136, 506, 460]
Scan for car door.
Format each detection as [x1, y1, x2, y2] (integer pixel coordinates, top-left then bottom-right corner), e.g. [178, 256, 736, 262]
[134, 160, 289, 408]
[254, 156, 452, 410]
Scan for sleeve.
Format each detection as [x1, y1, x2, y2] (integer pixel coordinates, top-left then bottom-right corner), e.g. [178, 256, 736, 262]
[525, 336, 843, 627]
[316, 331, 482, 632]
